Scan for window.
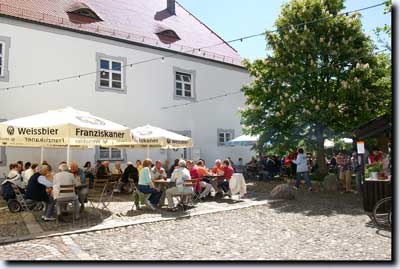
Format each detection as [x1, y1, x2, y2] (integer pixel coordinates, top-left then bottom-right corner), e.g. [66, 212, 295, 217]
[66, 2, 102, 24]
[0, 36, 10, 82]
[173, 68, 196, 100]
[96, 53, 127, 93]
[99, 147, 122, 160]
[100, 59, 122, 89]
[217, 128, 235, 146]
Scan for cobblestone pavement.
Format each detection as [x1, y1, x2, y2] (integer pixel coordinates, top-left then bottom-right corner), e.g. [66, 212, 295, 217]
[0, 187, 392, 261]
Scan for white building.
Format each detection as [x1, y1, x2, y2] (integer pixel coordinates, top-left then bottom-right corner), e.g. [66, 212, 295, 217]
[0, 0, 254, 173]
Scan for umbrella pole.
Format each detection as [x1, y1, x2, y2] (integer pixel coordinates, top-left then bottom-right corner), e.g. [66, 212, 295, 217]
[67, 143, 71, 164]
[40, 146, 44, 163]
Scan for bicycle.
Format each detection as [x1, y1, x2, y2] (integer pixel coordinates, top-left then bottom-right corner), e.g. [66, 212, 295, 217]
[372, 196, 392, 229]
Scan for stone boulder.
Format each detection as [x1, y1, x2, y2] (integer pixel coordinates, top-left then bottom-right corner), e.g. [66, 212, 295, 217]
[270, 184, 295, 200]
[323, 174, 338, 193]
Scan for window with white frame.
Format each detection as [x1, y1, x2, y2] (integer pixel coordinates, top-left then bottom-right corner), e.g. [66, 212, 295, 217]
[96, 53, 127, 93]
[217, 128, 234, 146]
[99, 147, 123, 160]
[173, 67, 196, 100]
[100, 59, 123, 89]
[0, 36, 10, 82]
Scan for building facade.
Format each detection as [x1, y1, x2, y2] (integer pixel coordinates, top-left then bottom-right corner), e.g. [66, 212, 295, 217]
[0, 0, 254, 174]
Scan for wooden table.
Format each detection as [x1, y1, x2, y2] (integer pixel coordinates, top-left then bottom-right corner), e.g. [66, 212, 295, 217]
[362, 178, 392, 212]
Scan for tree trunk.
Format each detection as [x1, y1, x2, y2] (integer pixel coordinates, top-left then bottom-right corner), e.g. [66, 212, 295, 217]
[316, 126, 327, 175]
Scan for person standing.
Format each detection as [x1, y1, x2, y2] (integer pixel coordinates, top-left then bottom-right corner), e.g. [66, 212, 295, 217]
[351, 152, 362, 194]
[292, 148, 312, 191]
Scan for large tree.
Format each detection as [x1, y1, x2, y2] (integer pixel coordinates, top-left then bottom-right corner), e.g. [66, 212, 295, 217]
[241, 0, 391, 174]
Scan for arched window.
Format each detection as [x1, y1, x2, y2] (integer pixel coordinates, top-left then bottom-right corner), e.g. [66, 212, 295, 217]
[155, 29, 181, 44]
[66, 2, 102, 24]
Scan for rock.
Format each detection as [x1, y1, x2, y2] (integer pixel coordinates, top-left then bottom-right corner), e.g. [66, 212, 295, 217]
[323, 174, 338, 192]
[270, 184, 295, 200]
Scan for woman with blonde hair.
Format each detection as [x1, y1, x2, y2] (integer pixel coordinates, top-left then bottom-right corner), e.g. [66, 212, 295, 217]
[138, 159, 161, 210]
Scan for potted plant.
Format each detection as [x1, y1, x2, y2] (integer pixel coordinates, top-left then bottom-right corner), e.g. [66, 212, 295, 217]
[366, 162, 383, 179]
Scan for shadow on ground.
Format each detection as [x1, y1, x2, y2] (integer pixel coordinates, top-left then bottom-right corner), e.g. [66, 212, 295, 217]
[247, 179, 366, 217]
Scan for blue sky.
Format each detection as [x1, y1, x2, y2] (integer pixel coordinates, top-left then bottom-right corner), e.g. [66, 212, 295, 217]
[178, 0, 391, 60]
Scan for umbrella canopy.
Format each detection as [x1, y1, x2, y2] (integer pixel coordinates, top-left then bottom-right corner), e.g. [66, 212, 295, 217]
[0, 107, 131, 147]
[225, 134, 259, 147]
[130, 125, 192, 149]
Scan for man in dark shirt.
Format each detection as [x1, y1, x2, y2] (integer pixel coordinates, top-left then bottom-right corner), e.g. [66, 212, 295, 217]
[96, 161, 111, 179]
[25, 165, 55, 221]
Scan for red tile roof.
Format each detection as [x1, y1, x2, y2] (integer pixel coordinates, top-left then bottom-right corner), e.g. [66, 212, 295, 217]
[0, 0, 243, 66]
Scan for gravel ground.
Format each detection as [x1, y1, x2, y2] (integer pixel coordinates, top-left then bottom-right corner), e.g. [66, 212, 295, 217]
[0, 187, 392, 261]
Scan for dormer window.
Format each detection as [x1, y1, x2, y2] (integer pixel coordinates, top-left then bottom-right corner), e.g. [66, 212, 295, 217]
[66, 2, 102, 24]
[156, 29, 180, 44]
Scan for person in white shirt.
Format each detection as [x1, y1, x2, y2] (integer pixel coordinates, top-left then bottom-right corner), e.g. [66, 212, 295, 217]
[292, 148, 313, 191]
[112, 162, 123, 175]
[4, 163, 24, 189]
[53, 164, 80, 220]
[166, 160, 192, 211]
[22, 163, 37, 189]
[151, 160, 167, 180]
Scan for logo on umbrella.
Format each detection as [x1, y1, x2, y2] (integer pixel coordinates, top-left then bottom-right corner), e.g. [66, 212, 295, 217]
[76, 116, 106, 126]
[7, 126, 15, 136]
[138, 130, 152, 136]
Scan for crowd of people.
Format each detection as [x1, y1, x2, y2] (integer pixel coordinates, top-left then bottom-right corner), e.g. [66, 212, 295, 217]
[0, 157, 241, 217]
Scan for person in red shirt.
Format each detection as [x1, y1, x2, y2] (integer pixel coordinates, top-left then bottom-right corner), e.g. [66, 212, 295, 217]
[186, 160, 200, 193]
[218, 159, 234, 196]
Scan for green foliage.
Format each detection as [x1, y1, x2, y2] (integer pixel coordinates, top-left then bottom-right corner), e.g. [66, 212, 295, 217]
[241, 0, 392, 173]
[366, 162, 383, 174]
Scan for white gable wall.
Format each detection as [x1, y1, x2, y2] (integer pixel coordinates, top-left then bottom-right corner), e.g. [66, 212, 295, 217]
[0, 17, 255, 173]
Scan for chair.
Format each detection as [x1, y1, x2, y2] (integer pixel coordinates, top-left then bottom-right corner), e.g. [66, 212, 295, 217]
[130, 182, 151, 210]
[9, 184, 44, 221]
[87, 178, 114, 213]
[55, 184, 78, 225]
[175, 179, 198, 210]
[10, 184, 39, 212]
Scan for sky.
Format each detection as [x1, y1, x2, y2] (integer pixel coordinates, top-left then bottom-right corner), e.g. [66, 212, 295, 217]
[178, 0, 391, 61]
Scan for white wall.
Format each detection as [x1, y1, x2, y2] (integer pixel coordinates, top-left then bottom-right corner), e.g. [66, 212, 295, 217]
[0, 17, 255, 174]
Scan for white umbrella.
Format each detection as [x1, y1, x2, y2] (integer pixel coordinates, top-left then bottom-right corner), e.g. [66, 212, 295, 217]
[114, 125, 193, 158]
[225, 134, 259, 147]
[0, 107, 131, 163]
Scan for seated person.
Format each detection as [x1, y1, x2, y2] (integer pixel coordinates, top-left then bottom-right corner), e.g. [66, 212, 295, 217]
[1, 163, 25, 201]
[193, 160, 213, 199]
[112, 162, 123, 175]
[25, 165, 56, 221]
[137, 159, 161, 211]
[53, 164, 80, 220]
[260, 156, 277, 180]
[136, 160, 143, 174]
[168, 159, 180, 178]
[218, 159, 234, 195]
[186, 160, 200, 193]
[115, 162, 139, 193]
[69, 162, 89, 212]
[96, 161, 111, 179]
[83, 161, 95, 188]
[211, 159, 224, 175]
[151, 160, 167, 180]
[166, 160, 193, 211]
